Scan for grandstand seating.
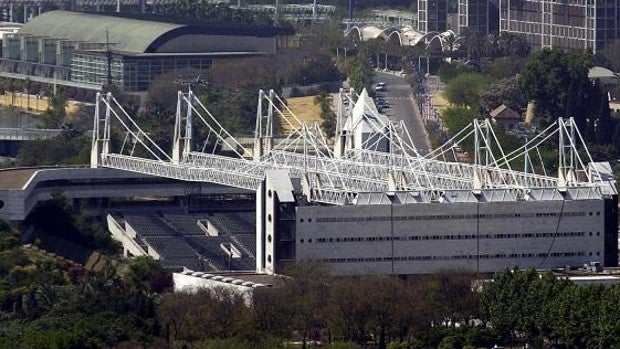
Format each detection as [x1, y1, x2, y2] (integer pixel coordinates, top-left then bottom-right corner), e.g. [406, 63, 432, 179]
[119, 211, 256, 272]
[161, 214, 210, 235]
[124, 214, 176, 236]
[207, 212, 255, 234]
[142, 236, 202, 269]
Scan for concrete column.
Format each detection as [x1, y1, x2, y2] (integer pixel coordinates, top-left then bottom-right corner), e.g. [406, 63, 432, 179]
[255, 181, 265, 273]
[334, 134, 345, 158]
[253, 137, 263, 161]
[264, 180, 276, 274]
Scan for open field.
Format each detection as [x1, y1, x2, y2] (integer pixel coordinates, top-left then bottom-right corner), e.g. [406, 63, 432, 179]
[279, 95, 323, 134]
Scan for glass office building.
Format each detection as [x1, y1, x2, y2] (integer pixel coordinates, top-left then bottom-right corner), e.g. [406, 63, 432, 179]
[499, 0, 620, 53]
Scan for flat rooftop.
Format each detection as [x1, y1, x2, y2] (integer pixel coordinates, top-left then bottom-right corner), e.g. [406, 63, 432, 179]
[0, 168, 38, 190]
[180, 269, 287, 287]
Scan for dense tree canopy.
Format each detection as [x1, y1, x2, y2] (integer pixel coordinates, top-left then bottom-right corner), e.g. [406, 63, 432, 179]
[599, 39, 620, 72]
[444, 73, 487, 108]
[480, 76, 527, 113]
[345, 57, 374, 94]
[152, 1, 284, 28]
[16, 130, 90, 167]
[519, 49, 597, 126]
[0, 218, 166, 348]
[482, 269, 620, 348]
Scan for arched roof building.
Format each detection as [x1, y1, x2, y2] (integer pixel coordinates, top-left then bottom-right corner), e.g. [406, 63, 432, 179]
[1, 11, 287, 92]
[20, 11, 185, 54]
[345, 25, 457, 53]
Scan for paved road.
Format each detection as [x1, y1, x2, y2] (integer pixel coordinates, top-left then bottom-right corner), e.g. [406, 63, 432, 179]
[374, 71, 431, 155]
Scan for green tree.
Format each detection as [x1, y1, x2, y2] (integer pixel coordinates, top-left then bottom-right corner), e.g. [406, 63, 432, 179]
[280, 261, 328, 349]
[364, 38, 387, 68]
[600, 39, 620, 71]
[444, 73, 487, 108]
[25, 195, 117, 255]
[497, 32, 531, 57]
[612, 121, 620, 153]
[39, 93, 67, 128]
[520, 49, 595, 132]
[481, 269, 538, 340]
[480, 76, 527, 113]
[597, 285, 620, 348]
[125, 256, 171, 293]
[442, 107, 479, 133]
[550, 284, 604, 348]
[481, 269, 573, 346]
[324, 277, 373, 343]
[252, 285, 294, 338]
[347, 58, 374, 95]
[16, 130, 90, 166]
[462, 29, 485, 62]
[438, 62, 475, 83]
[315, 93, 336, 138]
[520, 49, 570, 122]
[484, 56, 528, 80]
[595, 85, 613, 144]
[0, 222, 19, 251]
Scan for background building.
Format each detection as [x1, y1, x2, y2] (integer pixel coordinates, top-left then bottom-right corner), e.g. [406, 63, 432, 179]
[499, 0, 620, 53]
[458, 0, 499, 35]
[418, 0, 448, 32]
[0, 11, 287, 92]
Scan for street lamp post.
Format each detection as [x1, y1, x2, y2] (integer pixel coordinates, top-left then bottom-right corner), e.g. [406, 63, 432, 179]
[336, 47, 348, 62]
[417, 56, 430, 75]
[384, 51, 388, 70]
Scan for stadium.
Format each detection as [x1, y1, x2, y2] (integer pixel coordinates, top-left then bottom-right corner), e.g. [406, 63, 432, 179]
[0, 85, 614, 276]
[82, 87, 618, 275]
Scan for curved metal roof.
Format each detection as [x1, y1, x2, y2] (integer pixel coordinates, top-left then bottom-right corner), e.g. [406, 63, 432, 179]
[19, 11, 183, 54]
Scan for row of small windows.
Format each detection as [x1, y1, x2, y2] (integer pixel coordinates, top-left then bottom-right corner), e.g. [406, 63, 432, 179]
[309, 231, 590, 244]
[313, 211, 592, 223]
[320, 252, 587, 264]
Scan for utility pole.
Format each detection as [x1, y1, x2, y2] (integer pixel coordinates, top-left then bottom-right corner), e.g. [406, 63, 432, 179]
[106, 30, 112, 87]
[348, 0, 353, 29]
[312, 0, 317, 23]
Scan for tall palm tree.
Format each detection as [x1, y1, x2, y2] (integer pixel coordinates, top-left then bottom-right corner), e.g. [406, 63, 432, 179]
[442, 31, 461, 63]
[463, 29, 484, 63]
[498, 32, 531, 57]
[485, 31, 501, 58]
[365, 38, 387, 68]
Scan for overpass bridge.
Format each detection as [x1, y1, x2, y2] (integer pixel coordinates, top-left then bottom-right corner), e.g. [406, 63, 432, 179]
[0, 127, 62, 140]
[0, 126, 63, 157]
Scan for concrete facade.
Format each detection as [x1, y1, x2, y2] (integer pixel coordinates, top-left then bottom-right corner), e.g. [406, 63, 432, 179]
[294, 193, 609, 275]
[0, 167, 248, 221]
